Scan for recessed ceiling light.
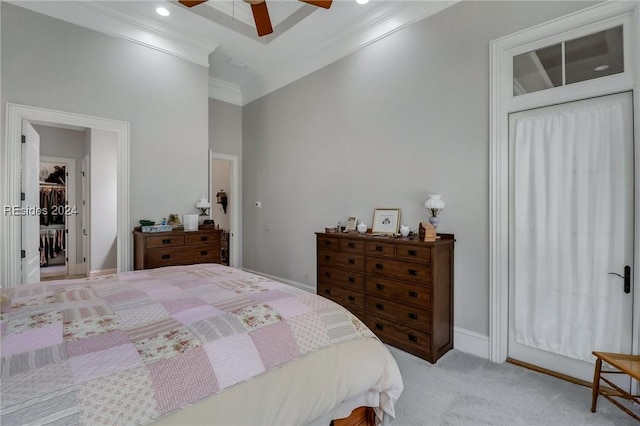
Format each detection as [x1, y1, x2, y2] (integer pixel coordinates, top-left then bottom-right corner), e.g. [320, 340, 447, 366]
[594, 64, 609, 72]
[356, 0, 369, 4]
[156, 7, 170, 17]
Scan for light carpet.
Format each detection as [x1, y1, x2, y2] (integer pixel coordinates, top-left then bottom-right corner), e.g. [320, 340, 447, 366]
[388, 346, 638, 425]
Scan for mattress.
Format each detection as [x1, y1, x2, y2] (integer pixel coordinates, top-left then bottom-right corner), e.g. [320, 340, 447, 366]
[0, 264, 403, 425]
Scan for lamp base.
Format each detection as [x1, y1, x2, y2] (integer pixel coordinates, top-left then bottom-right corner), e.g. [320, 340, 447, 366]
[428, 216, 439, 228]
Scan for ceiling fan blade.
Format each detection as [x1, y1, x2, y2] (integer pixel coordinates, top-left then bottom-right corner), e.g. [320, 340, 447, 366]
[250, 2, 273, 37]
[178, 1, 207, 7]
[299, 0, 332, 9]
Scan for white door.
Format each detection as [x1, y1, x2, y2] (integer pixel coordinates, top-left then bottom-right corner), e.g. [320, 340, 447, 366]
[21, 120, 40, 283]
[508, 92, 634, 384]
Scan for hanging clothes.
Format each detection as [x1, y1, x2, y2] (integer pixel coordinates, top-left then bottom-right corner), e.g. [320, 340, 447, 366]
[39, 187, 65, 226]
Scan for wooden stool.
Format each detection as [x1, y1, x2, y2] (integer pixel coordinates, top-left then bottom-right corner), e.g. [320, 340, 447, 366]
[591, 351, 640, 421]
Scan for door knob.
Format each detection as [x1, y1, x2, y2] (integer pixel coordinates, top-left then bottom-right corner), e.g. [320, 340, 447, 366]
[608, 265, 631, 294]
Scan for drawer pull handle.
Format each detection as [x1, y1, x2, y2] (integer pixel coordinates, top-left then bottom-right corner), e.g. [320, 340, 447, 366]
[162, 254, 171, 260]
[200, 250, 208, 256]
[408, 313, 418, 320]
[375, 323, 384, 330]
[375, 263, 384, 270]
[348, 295, 356, 302]
[408, 269, 418, 276]
[325, 240, 331, 245]
[408, 334, 418, 342]
[408, 291, 418, 298]
[325, 272, 331, 278]
[200, 236, 208, 241]
[162, 239, 171, 244]
[408, 250, 418, 256]
[348, 243, 355, 248]
[348, 277, 355, 283]
[376, 283, 384, 290]
[348, 259, 355, 264]
[325, 255, 331, 261]
[375, 303, 384, 310]
[324, 289, 331, 295]
[375, 246, 383, 252]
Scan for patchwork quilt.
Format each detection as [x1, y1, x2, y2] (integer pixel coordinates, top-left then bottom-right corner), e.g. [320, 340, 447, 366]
[0, 264, 375, 425]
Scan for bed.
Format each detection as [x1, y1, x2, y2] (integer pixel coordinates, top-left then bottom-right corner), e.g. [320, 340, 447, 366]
[0, 263, 403, 425]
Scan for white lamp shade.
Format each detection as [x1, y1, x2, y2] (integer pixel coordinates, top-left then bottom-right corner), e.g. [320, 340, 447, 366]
[196, 198, 211, 209]
[424, 194, 445, 210]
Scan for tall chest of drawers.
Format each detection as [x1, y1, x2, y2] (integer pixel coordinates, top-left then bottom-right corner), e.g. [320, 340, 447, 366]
[316, 232, 454, 363]
[133, 228, 222, 270]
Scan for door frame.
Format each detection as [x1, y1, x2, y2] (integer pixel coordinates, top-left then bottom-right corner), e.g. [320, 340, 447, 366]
[489, 2, 640, 363]
[209, 151, 241, 268]
[2, 103, 130, 287]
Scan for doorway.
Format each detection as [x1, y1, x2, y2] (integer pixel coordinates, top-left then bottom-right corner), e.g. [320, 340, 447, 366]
[1, 103, 130, 288]
[209, 151, 240, 268]
[507, 92, 634, 384]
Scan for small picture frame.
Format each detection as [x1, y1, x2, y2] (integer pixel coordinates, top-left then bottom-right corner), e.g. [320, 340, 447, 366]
[372, 208, 401, 235]
[346, 216, 358, 232]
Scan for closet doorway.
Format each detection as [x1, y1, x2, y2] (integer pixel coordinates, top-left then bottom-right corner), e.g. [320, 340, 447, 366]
[210, 151, 240, 268]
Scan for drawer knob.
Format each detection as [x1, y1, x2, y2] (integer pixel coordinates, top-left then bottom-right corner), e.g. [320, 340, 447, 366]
[408, 334, 418, 342]
[325, 240, 331, 245]
[376, 283, 384, 290]
[375, 303, 384, 310]
[348, 243, 355, 248]
[324, 289, 331, 295]
[408, 313, 418, 320]
[375, 246, 383, 252]
[162, 254, 171, 260]
[348, 277, 356, 283]
[200, 250, 208, 256]
[408, 269, 418, 276]
[325, 255, 331, 261]
[200, 236, 208, 241]
[325, 272, 331, 278]
[348, 259, 356, 265]
[162, 239, 171, 244]
[408, 250, 418, 256]
[375, 263, 384, 270]
[375, 323, 384, 330]
[348, 295, 356, 302]
[408, 291, 418, 298]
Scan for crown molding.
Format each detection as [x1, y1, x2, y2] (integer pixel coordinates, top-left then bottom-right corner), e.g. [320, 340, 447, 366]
[239, 1, 459, 105]
[7, 1, 219, 67]
[209, 77, 243, 106]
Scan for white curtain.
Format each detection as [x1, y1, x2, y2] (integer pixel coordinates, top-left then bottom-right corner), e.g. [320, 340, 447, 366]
[514, 99, 629, 362]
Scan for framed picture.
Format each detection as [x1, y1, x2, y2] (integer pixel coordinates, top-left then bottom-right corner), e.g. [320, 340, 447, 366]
[372, 208, 401, 235]
[346, 216, 358, 231]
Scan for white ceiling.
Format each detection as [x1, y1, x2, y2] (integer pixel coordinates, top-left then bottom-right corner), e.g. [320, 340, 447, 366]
[10, 0, 457, 105]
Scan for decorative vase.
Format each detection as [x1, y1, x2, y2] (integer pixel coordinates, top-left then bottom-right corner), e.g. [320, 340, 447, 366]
[357, 222, 368, 234]
[400, 225, 410, 237]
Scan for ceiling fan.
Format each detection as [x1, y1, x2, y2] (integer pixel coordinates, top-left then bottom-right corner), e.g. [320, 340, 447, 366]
[178, 0, 333, 37]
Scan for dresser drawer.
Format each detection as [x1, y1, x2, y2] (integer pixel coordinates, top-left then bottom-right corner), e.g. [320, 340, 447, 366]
[365, 315, 431, 360]
[317, 235, 340, 251]
[318, 266, 365, 292]
[317, 282, 365, 313]
[365, 241, 395, 258]
[396, 244, 432, 264]
[146, 234, 185, 249]
[366, 295, 431, 331]
[340, 238, 365, 253]
[366, 276, 431, 308]
[366, 258, 431, 284]
[318, 250, 365, 272]
[186, 232, 219, 246]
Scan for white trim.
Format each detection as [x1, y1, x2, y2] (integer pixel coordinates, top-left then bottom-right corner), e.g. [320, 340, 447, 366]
[89, 268, 117, 277]
[210, 151, 242, 269]
[454, 327, 490, 360]
[489, 1, 640, 363]
[2, 104, 130, 288]
[39, 155, 77, 278]
[208, 77, 243, 107]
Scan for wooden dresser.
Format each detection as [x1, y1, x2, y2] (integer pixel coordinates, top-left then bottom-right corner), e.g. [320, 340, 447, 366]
[133, 228, 222, 270]
[316, 232, 454, 363]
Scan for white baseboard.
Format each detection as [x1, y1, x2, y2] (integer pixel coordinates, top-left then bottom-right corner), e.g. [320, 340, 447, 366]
[242, 268, 491, 360]
[454, 326, 490, 360]
[89, 268, 117, 277]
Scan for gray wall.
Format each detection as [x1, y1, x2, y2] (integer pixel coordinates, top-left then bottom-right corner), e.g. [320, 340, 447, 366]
[2, 3, 210, 232]
[242, 1, 596, 337]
